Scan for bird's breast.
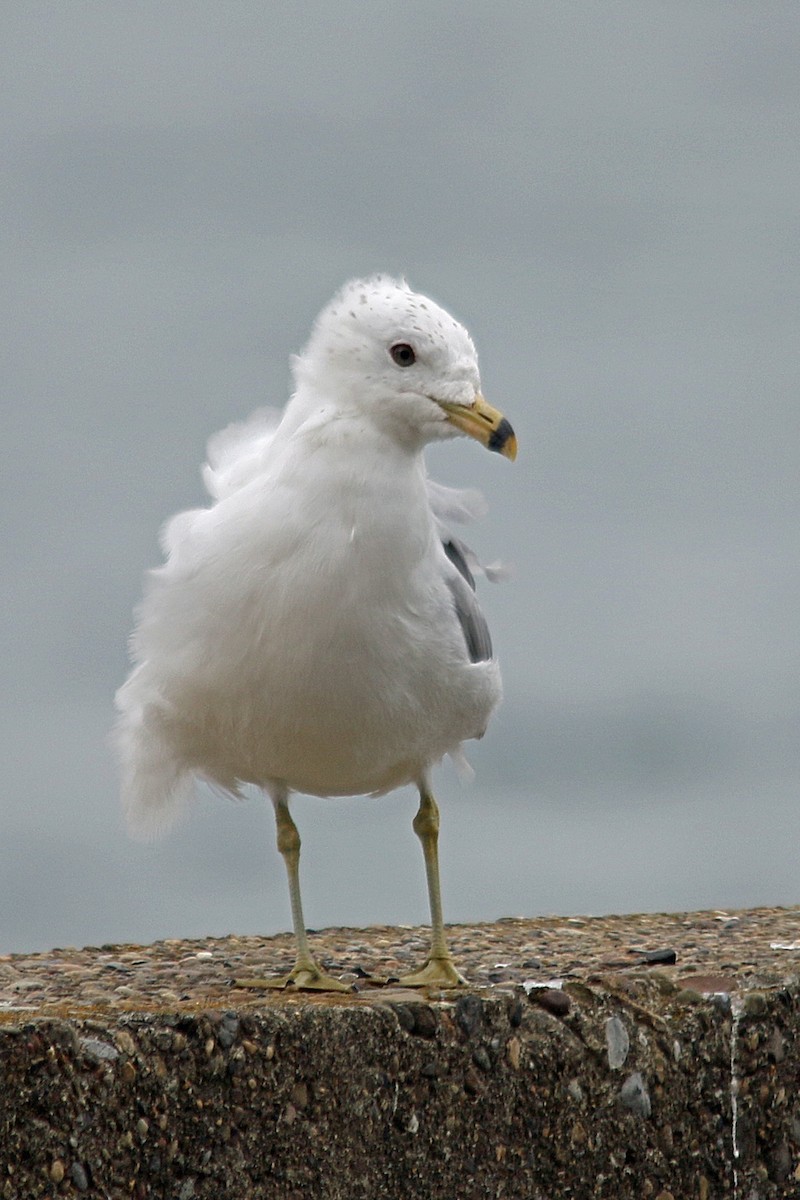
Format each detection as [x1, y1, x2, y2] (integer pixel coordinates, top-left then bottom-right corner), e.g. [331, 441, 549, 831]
[159, 442, 501, 796]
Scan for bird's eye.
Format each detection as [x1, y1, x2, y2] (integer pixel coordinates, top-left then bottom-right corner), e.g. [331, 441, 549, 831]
[390, 343, 416, 367]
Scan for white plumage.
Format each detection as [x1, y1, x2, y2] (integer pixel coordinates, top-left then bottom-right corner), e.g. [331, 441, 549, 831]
[115, 275, 516, 990]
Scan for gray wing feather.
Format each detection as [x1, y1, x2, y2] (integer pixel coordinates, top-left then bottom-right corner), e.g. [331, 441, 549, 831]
[442, 535, 476, 589]
[442, 537, 493, 663]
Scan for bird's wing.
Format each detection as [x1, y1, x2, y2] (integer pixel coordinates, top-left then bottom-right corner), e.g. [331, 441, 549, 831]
[426, 479, 510, 583]
[426, 479, 503, 663]
[441, 537, 493, 663]
[202, 407, 283, 500]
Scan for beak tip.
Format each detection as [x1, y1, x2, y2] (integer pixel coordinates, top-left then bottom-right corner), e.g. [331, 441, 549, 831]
[487, 418, 517, 461]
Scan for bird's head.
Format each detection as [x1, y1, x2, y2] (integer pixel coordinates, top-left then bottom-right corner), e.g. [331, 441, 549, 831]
[293, 276, 516, 460]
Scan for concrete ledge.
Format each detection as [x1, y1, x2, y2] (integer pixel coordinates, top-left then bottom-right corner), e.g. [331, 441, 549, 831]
[2, 910, 800, 1198]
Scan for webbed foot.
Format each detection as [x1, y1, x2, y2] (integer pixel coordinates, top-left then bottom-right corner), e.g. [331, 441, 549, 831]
[234, 963, 353, 993]
[398, 955, 467, 988]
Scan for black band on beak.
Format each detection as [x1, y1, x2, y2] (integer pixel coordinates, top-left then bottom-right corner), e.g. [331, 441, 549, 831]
[487, 417, 516, 456]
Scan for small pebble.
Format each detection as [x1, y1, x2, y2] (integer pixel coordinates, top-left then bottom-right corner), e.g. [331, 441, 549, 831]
[115, 1031, 136, 1055]
[638, 948, 677, 965]
[472, 1045, 492, 1072]
[217, 1013, 240, 1049]
[532, 988, 571, 1017]
[455, 994, 483, 1037]
[463, 1066, 483, 1095]
[619, 1072, 651, 1119]
[743, 992, 768, 1016]
[605, 1016, 630, 1070]
[390, 1004, 415, 1033]
[409, 1004, 438, 1038]
[570, 1120, 587, 1145]
[80, 1037, 119, 1064]
[70, 1162, 89, 1192]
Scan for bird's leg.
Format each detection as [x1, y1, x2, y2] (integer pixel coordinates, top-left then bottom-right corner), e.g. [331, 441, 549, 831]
[398, 784, 467, 988]
[235, 790, 351, 993]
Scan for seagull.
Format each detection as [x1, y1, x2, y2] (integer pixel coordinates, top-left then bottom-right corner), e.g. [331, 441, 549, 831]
[115, 275, 516, 991]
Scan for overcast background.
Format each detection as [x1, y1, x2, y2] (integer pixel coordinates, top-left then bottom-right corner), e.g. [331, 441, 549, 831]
[3, 3, 799, 956]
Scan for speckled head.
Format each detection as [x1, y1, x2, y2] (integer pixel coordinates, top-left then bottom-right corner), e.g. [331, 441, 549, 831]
[293, 275, 515, 458]
[303, 276, 478, 389]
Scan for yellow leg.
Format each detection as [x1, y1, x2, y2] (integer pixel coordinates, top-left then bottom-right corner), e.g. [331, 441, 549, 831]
[399, 784, 466, 988]
[235, 790, 351, 993]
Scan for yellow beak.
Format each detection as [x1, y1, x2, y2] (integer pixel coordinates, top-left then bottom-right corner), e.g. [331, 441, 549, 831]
[439, 393, 517, 461]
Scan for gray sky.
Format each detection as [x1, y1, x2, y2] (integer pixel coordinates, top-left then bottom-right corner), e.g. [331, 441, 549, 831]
[3, 2, 799, 954]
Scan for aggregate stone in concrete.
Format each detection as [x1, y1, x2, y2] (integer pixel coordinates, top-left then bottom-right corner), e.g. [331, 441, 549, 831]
[0, 984, 740, 1199]
[3, 909, 800, 1198]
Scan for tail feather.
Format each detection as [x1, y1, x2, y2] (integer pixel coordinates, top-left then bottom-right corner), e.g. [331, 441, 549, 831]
[113, 686, 192, 840]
